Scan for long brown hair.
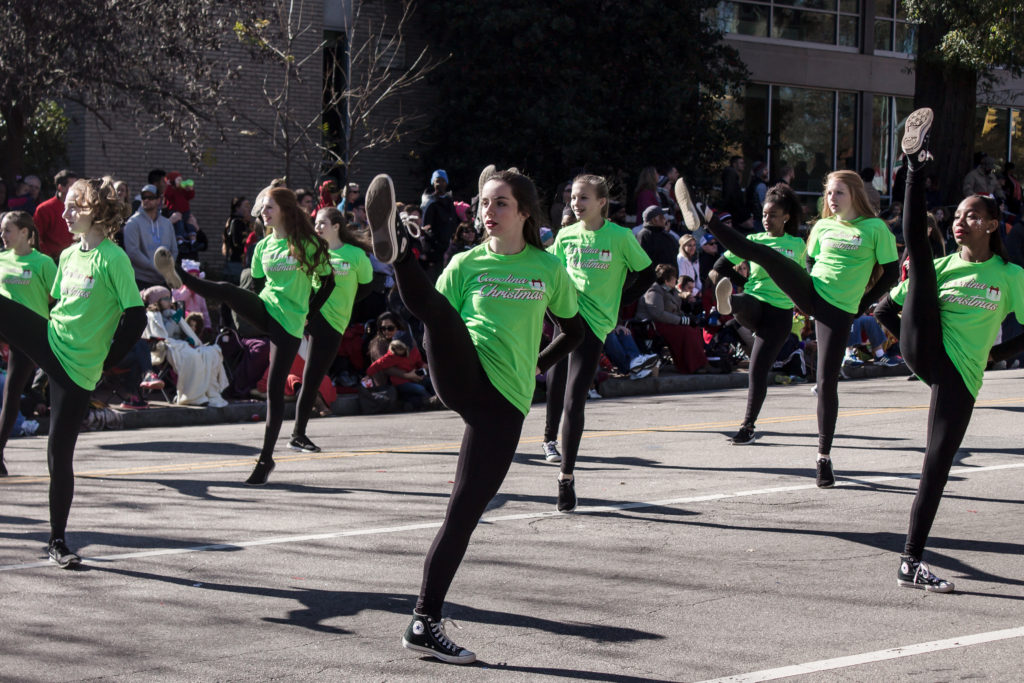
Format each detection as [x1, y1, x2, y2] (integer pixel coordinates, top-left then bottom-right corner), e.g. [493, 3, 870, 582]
[268, 187, 329, 276]
[484, 170, 544, 250]
[820, 170, 876, 221]
[316, 207, 371, 251]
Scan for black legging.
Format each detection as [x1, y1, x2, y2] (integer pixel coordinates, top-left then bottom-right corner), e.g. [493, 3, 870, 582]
[0, 346, 35, 458]
[706, 219, 854, 454]
[729, 295, 794, 428]
[874, 165, 976, 561]
[0, 298, 93, 541]
[292, 311, 342, 438]
[544, 325, 603, 475]
[389, 255, 527, 620]
[178, 271, 301, 463]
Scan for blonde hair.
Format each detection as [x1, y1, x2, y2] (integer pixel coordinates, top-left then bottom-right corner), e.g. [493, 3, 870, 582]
[678, 234, 696, 251]
[820, 170, 877, 220]
[572, 174, 610, 218]
[389, 338, 408, 355]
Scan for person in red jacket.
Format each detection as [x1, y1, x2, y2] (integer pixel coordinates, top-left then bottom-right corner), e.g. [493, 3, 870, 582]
[33, 169, 79, 260]
[366, 338, 435, 408]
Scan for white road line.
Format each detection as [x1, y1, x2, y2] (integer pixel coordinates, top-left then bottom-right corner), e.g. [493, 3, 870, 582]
[694, 625, 1024, 682]
[2, 462, 1023, 573]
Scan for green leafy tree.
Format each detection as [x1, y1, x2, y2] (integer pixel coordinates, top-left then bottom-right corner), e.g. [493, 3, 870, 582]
[0, 101, 70, 193]
[0, 1, 247, 193]
[906, 0, 1024, 203]
[417, 0, 747, 203]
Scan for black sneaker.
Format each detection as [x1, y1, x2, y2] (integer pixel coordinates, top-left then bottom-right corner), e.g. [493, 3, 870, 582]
[245, 459, 275, 486]
[48, 538, 81, 569]
[898, 555, 954, 593]
[730, 425, 757, 445]
[289, 435, 321, 453]
[816, 458, 835, 488]
[402, 612, 476, 665]
[366, 174, 418, 265]
[557, 477, 576, 512]
[902, 107, 934, 166]
[0, 458, 7, 477]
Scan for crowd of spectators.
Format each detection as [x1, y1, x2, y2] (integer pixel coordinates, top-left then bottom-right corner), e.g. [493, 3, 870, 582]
[2, 147, 1023, 433]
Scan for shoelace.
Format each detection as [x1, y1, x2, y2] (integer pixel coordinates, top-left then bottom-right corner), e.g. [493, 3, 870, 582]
[914, 562, 940, 584]
[429, 618, 462, 652]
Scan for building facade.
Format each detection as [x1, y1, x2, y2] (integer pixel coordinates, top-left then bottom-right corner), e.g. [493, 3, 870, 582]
[714, 0, 1024, 204]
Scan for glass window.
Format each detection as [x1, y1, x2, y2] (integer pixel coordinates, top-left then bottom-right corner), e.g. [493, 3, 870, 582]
[772, 86, 837, 193]
[894, 22, 917, 55]
[772, 7, 836, 45]
[874, 20, 893, 51]
[871, 95, 894, 196]
[715, 0, 858, 48]
[723, 84, 770, 165]
[838, 92, 859, 171]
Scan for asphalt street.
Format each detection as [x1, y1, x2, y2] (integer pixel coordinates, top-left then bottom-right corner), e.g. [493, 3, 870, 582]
[2, 370, 1023, 681]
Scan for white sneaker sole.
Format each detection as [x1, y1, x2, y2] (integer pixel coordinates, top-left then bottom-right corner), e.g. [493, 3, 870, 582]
[153, 247, 182, 289]
[902, 108, 933, 156]
[715, 277, 733, 315]
[402, 638, 477, 664]
[897, 578, 954, 593]
[674, 177, 701, 232]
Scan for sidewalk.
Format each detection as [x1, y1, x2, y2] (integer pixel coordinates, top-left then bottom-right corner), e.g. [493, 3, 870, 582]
[96, 362, 913, 431]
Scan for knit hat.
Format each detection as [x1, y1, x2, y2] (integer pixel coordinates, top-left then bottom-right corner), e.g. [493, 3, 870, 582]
[141, 286, 171, 306]
[431, 169, 449, 184]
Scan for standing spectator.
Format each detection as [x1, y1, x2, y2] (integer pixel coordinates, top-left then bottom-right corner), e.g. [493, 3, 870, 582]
[860, 168, 882, 216]
[339, 182, 360, 213]
[774, 165, 795, 187]
[443, 223, 480, 267]
[721, 156, 750, 227]
[698, 232, 722, 290]
[163, 171, 195, 230]
[419, 169, 459, 277]
[633, 166, 660, 224]
[315, 179, 340, 214]
[223, 196, 251, 283]
[295, 188, 316, 216]
[636, 205, 678, 267]
[147, 169, 167, 203]
[746, 162, 769, 228]
[123, 183, 178, 289]
[962, 153, 1004, 200]
[33, 169, 80, 260]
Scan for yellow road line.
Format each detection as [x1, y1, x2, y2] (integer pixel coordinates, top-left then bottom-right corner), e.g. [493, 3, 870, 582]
[1, 397, 1020, 484]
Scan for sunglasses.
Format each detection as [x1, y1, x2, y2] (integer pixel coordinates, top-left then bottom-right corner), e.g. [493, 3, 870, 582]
[142, 195, 161, 200]
[380, 324, 397, 331]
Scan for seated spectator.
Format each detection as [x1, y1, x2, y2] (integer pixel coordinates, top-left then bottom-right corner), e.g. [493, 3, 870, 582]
[256, 338, 336, 416]
[107, 338, 164, 410]
[143, 286, 228, 407]
[367, 311, 414, 362]
[604, 325, 659, 379]
[637, 264, 713, 374]
[443, 222, 480, 267]
[843, 309, 903, 367]
[173, 259, 213, 334]
[7, 175, 41, 213]
[366, 338, 436, 410]
[175, 213, 207, 263]
[677, 234, 702, 297]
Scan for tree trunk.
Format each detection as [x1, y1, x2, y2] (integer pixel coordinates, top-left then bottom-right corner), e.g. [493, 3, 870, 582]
[913, 20, 978, 208]
[0, 102, 28, 198]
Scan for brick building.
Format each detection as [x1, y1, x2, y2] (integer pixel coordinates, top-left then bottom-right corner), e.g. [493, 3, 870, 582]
[66, 0, 432, 276]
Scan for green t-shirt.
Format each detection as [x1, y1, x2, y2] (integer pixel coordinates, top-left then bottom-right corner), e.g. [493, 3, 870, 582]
[251, 235, 333, 338]
[320, 244, 373, 333]
[0, 248, 58, 319]
[437, 242, 578, 416]
[806, 216, 898, 313]
[48, 240, 144, 390]
[891, 253, 1024, 398]
[725, 232, 806, 310]
[548, 219, 652, 339]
